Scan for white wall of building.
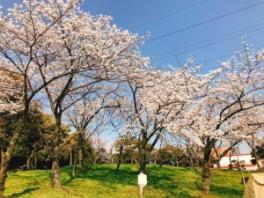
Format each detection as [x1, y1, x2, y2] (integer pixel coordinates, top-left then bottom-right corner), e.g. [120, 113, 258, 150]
[216, 154, 258, 171]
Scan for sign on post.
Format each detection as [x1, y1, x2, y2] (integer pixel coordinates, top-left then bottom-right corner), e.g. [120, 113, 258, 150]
[138, 172, 147, 198]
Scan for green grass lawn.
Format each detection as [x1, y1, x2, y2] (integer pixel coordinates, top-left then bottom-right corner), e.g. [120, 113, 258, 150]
[4, 164, 248, 198]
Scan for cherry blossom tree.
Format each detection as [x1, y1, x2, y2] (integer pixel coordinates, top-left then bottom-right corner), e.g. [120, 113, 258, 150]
[0, 70, 23, 114]
[0, 0, 149, 189]
[168, 44, 264, 194]
[0, 70, 23, 197]
[66, 86, 121, 171]
[118, 60, 204, 173]
[0, 0, 84, 194]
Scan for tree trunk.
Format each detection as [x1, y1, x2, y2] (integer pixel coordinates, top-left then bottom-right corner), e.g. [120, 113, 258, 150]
[0, 129, 21, 198]
[139, 132, 160, 173]
[251, 147, 261, 168]
[0, 152, 10, 198]
[202, 161, 211, 195]
[50, 115, 62, 188]
[51, 159, 60, 188]
[26, 150, 35, 170]
[229, 152, 233, 169]
[130, 152, 134, 165]
[158, 139, 163, 168]
[69, 147, 73, 166]
[256, 156, 262, 169]
[189, 158, 194, 169]
[216, 160, 221, 169]
[78, 149, 84, 171]
[51, 145, 60, 188]
[202, 144, 213, 195]
[72, 154, 77, 177]
[33, 153, 37, 169]
[26, 157, 31, 170]
[116, 144, 123, 171]
[213, 146, 221, 169]
[139, 147, 147, 174]
[110, 147, 113, 164]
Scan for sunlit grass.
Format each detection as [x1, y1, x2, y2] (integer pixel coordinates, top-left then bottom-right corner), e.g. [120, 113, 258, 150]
[4, 164, 248, 198]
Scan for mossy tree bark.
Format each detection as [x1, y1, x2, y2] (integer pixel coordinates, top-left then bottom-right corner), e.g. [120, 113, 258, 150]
[0, 130, 21, 198]
[51, 144, 61, 188]
[51, 116, 62, 188]
[201, 138, 216, 195]
[0, 152, 10, 198]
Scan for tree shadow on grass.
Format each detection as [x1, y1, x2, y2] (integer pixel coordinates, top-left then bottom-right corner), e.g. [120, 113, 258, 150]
[61, 165, 246, 198]
[210, 184, 244, 198]
[62, 174, 75, 186]
[62, 165, 196, 198]
[5, 187, 39, 198]
[63, 165, 138, 186]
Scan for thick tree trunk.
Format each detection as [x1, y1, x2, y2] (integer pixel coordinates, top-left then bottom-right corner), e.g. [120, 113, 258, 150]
[51, 145, 60, 188]
[139, 148, 147, 174]
[0, 152, 10, 198]
[139, 133, 160, 173]
[116, 144, 123, 171]
[202, 160, 211, 195]
[140, 132, 160, 173]
[50, 115, 62, 188]
[202, 144, 213, 195]
[0, 102, 31, 197]
[0, 129, 21, 198]
[51, 159, 60, 188]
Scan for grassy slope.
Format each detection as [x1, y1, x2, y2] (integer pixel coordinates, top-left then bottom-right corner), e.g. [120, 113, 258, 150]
[4, 164, 248, 198]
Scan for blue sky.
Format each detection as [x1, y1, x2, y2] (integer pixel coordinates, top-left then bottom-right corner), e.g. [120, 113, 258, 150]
[3, 0, 264, 70]
[2, 0, 258, 152]
[82, 0, 264, 71]
[3, 0, 264, 71]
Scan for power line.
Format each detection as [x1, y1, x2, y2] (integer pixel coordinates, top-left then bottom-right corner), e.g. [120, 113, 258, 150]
[129, 0, 209, 29]
[156, 42, 264, 70]
[202, 40, 264, 66]
[154, 22, 264, 60]
[156, 26, 264, 61]
[149, 1, 264, 43]
[156, 40, 264, 69]
[202, 55, 232, 66]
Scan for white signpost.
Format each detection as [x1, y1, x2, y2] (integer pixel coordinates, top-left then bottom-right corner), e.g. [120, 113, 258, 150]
[138, 172, 147, 198]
